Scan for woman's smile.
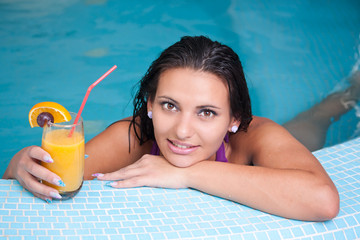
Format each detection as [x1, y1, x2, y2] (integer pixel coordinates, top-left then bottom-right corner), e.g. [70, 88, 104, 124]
[167, 139, 199, 155]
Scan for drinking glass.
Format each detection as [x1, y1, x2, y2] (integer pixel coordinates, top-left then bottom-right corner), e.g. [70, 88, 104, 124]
[41, 112, 84, 199]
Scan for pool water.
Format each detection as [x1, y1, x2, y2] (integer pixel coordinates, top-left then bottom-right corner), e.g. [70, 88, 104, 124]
[0, 0, 359, 177]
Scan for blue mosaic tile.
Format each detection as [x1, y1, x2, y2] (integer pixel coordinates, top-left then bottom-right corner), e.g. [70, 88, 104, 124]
[279, 228, 294, 239]
[344, 228, 357, 239]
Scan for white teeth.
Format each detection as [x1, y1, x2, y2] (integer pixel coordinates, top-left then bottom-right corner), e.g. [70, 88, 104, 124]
[173, 142, 191, 149]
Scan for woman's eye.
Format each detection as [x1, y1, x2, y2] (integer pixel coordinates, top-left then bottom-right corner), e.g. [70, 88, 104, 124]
[163, 102, 177, 111]
[199, 109, 216, 118]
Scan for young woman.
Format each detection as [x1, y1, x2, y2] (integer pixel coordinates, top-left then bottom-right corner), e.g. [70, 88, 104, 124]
[3, 36, 339, 221]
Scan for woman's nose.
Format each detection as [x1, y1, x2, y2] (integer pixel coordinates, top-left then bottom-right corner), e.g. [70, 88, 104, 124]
[175, 113, 194, 140]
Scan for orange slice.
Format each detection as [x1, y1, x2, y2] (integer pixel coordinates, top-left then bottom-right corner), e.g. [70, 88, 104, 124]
[29, 102, 72, 128]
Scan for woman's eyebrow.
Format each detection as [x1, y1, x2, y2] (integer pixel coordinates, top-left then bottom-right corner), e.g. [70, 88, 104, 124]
[157, 96, 179, 104]
[197, 105, 221, 110]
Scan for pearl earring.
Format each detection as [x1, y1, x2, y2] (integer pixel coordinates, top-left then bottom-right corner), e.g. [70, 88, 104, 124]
[231, 125, 238, 133]
[147, 111, 153, 119]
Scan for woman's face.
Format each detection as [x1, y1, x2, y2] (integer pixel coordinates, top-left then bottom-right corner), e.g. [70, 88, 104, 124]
[148, 68, 238, 167]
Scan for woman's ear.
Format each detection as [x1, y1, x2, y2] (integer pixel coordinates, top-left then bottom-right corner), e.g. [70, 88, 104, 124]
[228, 118, 241, 133]
[147, 100, 153, 119]
[147, 100, 153, 112]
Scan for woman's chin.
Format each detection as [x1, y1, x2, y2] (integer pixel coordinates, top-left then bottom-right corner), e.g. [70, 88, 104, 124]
[166, 156, 200, 168]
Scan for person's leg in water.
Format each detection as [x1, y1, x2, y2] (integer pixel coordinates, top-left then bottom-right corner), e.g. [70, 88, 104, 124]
[283, 71, 360, 151]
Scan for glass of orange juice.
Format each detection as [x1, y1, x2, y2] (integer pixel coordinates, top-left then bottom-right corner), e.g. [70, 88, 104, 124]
[41, 112, 84, 199]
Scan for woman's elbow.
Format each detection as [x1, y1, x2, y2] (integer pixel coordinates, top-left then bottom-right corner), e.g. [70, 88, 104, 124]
[314, 184, 340, 221]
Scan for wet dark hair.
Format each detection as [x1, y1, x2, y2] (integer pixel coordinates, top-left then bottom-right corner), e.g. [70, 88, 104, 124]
[131, 35, 252, 145]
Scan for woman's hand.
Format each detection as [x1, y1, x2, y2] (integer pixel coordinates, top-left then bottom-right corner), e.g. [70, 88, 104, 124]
[94, 154, 188, 189]
[3, 146, 64, 202]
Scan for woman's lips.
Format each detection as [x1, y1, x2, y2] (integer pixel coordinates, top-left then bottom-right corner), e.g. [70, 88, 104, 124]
[167, 139, 199, 155]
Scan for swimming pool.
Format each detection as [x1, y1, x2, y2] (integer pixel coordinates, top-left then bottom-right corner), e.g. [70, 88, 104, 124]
[0, 0, 359, 177]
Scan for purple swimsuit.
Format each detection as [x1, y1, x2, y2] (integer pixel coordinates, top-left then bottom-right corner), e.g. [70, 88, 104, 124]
[150, 134, 229, 162]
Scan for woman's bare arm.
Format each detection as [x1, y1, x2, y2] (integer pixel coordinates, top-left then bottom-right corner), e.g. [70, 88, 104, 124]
[185, 117, 339, 221]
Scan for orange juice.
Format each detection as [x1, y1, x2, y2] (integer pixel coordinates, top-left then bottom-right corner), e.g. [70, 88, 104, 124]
[42, 129, 84, 193]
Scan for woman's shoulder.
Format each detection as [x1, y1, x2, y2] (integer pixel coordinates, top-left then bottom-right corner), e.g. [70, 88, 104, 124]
[230, 116, 294, 154]
[89, 116, 153, 158]
[228, 116, 308, 165]
[239, 116, 282, 136]
[106, 117, 132, 133]
[104, 117, 152, 151]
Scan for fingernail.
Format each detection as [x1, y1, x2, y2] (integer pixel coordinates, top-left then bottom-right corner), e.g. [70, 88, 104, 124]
[105, 181, 117, 187]
[45, 198, 52, 204]
[92, 173, 104, 178]
[50, 192, 62, 199]
[53, 178, 66, 187]
[44, 155, 53, 163]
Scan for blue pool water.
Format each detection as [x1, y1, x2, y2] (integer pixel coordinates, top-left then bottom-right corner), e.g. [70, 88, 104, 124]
[0, 0, 359, 177]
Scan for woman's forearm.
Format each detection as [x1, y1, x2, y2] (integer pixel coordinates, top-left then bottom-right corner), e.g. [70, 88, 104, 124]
[185, 161, 339, 221]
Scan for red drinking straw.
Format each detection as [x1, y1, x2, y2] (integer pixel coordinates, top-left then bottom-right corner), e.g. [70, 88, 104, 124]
[69, 65, 117, 136]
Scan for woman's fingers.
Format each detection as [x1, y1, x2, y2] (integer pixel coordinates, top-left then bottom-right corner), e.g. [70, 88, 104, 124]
[95, 155, 186, 189]
[95, 164, 143, 181]
[107, 176, 145, 188]
[18, 172, 62, 201]
[23, 158, 65, 188]
[33, 192, 51, 202]
[28, 146, 54, 163]
[94, 156, 151, 180]
[24, 146, 65, 187]
[13, 146, 64, 200]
